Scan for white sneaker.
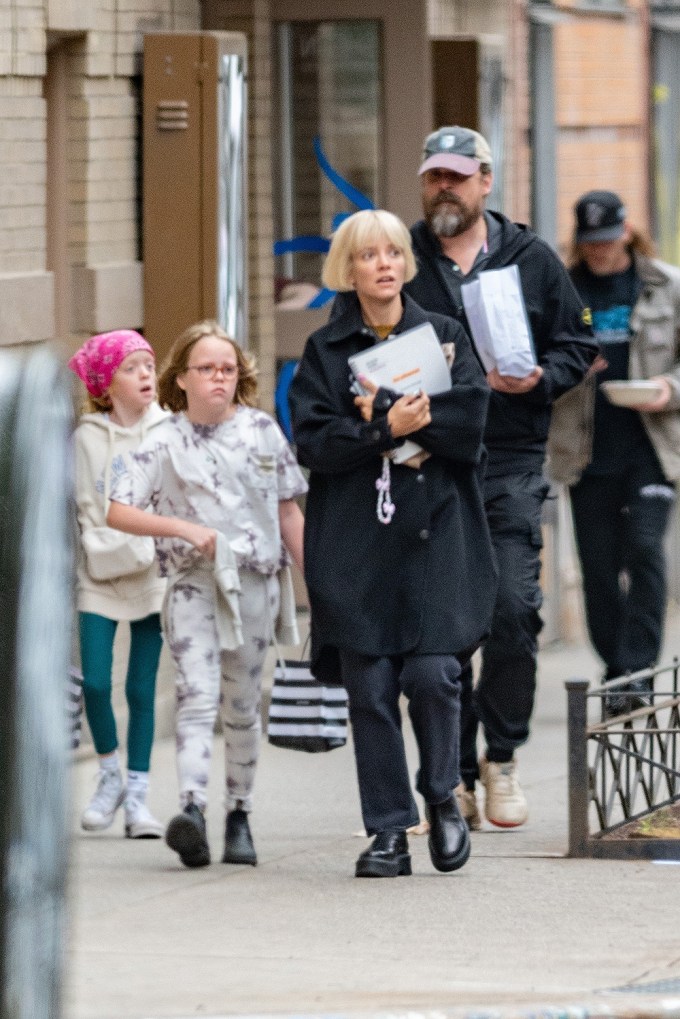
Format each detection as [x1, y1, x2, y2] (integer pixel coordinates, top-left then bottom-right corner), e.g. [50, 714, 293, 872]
[454, 782, 482, 831]
[479, 756, 528, 828]
[81, 769, 125, 831]
[125, 800, 164, 839]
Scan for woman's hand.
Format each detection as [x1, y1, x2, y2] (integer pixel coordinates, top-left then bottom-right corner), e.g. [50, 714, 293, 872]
[356, 376, 431, 436]
[387, 390, 431, 438]
[353, 375, 378, 421]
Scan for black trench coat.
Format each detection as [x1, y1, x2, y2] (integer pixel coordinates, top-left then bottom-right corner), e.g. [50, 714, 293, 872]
[288, 293, 498, 684]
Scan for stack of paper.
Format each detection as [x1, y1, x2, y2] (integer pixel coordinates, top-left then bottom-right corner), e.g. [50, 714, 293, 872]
[348, 321, 451, 464]
[461, 264, 536, 377]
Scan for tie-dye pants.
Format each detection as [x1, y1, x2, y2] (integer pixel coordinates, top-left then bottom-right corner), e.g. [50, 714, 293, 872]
[163, 567, 279, 813]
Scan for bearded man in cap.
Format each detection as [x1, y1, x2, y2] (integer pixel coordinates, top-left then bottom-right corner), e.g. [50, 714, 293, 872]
[548, 191, 680, 716]
[404, 127, 598, 830]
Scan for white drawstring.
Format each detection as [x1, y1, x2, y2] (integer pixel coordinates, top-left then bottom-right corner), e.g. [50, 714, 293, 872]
[375, 455, 395, 525]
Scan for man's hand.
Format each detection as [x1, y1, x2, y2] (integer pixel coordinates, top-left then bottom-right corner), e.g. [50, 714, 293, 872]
[487, 366, 544, 394]
[587, 354, 609, 377]
[627, 376, 672, 413]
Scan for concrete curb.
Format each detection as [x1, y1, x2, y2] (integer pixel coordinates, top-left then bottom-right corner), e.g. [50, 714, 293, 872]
[142, 1002, 680, 1019]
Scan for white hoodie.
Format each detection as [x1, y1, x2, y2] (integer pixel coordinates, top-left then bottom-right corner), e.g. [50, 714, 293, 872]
[74, 402, 169, 620]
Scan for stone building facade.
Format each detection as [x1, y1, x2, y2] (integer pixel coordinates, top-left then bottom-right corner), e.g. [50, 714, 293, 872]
[2, 0, 677, 661]
[1, 0, 201, 356]
[0, 1, 656, 386]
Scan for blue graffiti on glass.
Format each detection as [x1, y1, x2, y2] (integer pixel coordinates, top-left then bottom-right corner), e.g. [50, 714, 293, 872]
[273, 136, 375, 308]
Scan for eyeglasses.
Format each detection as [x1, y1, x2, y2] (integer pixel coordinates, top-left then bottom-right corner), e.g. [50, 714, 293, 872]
[185, 363, 238, 380]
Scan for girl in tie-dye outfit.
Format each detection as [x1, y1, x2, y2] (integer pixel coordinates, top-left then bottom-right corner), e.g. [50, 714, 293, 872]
[108, 320, 306, 869]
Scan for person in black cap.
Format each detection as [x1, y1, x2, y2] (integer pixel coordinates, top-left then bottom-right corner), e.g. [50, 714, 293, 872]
[548, 190, 680, 714]
[403, 126, 598, 830]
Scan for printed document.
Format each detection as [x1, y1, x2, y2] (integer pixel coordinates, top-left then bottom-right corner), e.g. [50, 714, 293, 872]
[348, 321, 451, 464]
[461, 264, 536, 377]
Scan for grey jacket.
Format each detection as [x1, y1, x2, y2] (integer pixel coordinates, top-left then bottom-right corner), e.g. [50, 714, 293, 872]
[547, 253, 680, 485]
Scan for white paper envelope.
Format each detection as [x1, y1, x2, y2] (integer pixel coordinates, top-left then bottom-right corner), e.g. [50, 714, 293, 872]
[348, 321, 452, 465]
[348, 321, 452, 397]
[460, 278, 496, 373]
[462, 265, 536, 377]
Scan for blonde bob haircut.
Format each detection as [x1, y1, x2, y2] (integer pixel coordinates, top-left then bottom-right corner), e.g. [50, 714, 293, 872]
[322, 209, 418, 292]
[158, 319, 258, 412]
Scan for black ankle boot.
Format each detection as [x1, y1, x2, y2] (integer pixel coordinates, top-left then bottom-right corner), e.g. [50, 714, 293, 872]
[425, 796, 470, 873]
[604, 676, 652, 718]
[355, 830, 411, 878]
[222, 808, 257, 865]
[165, 801, 210, 868]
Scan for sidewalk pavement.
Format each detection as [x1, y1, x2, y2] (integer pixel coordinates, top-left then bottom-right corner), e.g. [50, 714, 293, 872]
[64, 608, 680, 1019]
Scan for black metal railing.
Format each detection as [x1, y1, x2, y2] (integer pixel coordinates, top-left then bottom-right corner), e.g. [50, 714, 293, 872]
[567, 660, 680, 859]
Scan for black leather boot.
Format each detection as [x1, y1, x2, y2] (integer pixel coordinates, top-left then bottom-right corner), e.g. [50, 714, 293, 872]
[355, 830, 411, 878]
[165, 800, 211, 868]
[425, 796, 470, 873]
[222, 808, 257, 865]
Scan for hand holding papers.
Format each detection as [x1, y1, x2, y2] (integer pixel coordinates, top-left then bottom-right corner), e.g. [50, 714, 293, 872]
[348, 322, 452, 464]
[461, 264, 536, 378]
[349, 321, 452, 398]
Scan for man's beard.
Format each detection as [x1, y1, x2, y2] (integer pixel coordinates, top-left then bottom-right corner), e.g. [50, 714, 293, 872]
[430, 207, 464, 237]
[425, 195, 481, 238]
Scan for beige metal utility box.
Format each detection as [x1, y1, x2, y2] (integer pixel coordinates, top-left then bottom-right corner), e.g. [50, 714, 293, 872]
[143, 32, 248, 362]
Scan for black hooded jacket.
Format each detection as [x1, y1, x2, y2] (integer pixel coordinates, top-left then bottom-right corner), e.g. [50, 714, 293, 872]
[406, 212, 598, 475]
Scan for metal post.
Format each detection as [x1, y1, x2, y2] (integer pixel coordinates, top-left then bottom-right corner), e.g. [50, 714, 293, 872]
[0, 350, 74, 1019]
[0, 355, 22, 1019]
[566, 678, 590, 858]
[529, 9, 558, 248]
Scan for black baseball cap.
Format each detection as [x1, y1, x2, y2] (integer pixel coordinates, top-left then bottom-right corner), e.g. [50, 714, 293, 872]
[575, 190, 627, 243]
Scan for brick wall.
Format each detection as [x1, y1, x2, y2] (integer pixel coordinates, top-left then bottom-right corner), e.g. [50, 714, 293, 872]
[0, 0, 201, 352]
[555, 20, 643, 128]
[427, 0, 506, 36]
[0, 81, 46, 276]
[69, 76, 139, 267]
[0, 0, 204, 753]
[551, 4, 648, 251]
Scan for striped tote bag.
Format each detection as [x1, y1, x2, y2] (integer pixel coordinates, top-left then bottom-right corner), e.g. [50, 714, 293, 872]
[267, 659, 348, 752]
[67, 666, 84, 751]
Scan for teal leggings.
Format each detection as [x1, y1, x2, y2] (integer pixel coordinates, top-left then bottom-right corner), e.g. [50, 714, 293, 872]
[79, 612, 163, 773]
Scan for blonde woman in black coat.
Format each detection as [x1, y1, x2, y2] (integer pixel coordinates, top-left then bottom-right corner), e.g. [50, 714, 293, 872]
[288, 210, 496, 878]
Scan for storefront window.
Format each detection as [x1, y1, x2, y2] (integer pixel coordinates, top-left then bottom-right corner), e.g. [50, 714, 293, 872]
[651, 24, 680, 263]
[274, 20, 383, 307]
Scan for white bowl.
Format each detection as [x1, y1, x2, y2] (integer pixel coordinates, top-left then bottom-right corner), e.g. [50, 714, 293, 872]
[600, 380, 664, 408]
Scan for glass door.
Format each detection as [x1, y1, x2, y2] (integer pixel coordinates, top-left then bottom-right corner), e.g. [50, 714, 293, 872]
[274, 20, 383, 306]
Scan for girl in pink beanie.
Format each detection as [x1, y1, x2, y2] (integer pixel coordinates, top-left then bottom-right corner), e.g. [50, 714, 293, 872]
[69, 330, 169, 839]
